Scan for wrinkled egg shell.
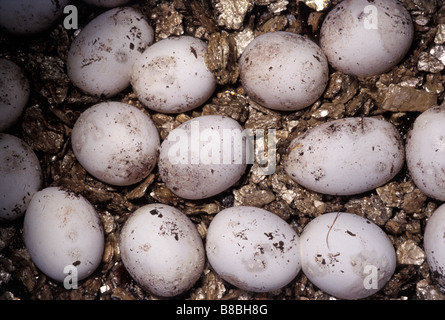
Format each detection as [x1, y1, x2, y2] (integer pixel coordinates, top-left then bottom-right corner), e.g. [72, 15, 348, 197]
[24, 187, 104, 282]
[424, 203, 445, 289]
[81, 0, 130, 7]
[320, 0, 414, 77]
[206, 206, 301, 292]
[119, 203, 205, 297]
[299, 212, 396, 299]
[284, 117, 405, 196]
[239, 31, 329, 111]
[71, 101, 160, 186]
[0, 0, 70, 34]
[158, 115, 248, 200]
[67, 7, 154, 97]
[406, 105, 445, 201]
[0, 134, 42, 222]
[0, 59, 30, 132]
[130, 36, 217, 113]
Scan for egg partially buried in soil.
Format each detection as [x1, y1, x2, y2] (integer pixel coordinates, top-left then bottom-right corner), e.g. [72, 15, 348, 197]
[67, 7, 154, 97]
[239, 31, 329, 111]
[158, 115, 249, 200]
[406, 105, 445, 201]
[130, 36, 217, 113]
[71, 101, 160, 186]
[23, 187, 104, 282]
[119, 203, 205, 297]
[205, 206, 301, 292]
[320, 0, 414, 77]
[0, 133, 42, 222]
[424, 203, 445, 289]
[284, 117, 405, 196]
[299, 212, 396, 299]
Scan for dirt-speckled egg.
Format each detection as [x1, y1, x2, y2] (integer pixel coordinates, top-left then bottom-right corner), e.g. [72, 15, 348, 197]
[320, 0, 414, 77]
[158, 115, 249, 200]
[0, 58, 29, 132]
[71, 101, 160, 186]
[206, 206, 301, 292]
[119, 203, 205, 297]
[67, 7, 154, 97]
[23, 187, 104, 282]
[0, 133, 42, 222]
[424, 203, 445, 289]
[406, 105, 445, 201]
[130, 36, 217, 113]
[82, 0, 129, 7]
[239, 31, 329, 111]
[299, 212, 396, 299]
[284, 117, 405, 196]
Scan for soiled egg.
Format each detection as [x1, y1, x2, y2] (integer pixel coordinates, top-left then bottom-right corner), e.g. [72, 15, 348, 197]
[130, 36, 217, 113]
[67, 7, 154, 97]
[424, 203, 445, 289]
[406, 105, 445, 201]
[206, 206, 301, 292]
[158, 115, 249, 200]
[0, 58, 30, 132]
[119, 204, 205, 297]
[0, 134, 42, 222]
[320, 0, 414, 77]
[24, 187, 104, 282]
[239, 31, 329, 111]
[299, 212, 396, 299]
[0, 0, 70, 34]
[71, 101, 160, 186]
[284, 117, 405, 195]
[82, 0, 130, 7]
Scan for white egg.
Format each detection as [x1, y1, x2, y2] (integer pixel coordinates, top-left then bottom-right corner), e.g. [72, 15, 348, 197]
[239, 31, 329, 111]
[0, 0, 70, 34]
[67, 7, 154, 97]
[23, 187, 104, 282]
[424, 203, 445, 289]
[119, 203, 205, 297]
[130, 36, 217, 113]
[158, 115, 249, 200]
[320, 0, 414, 77]
[81, 0, 129, 8]
[406, 106, 445, 201]
[0, 134, 42, 222]
[0, 59, 29, 132]
[284, 117, 405, 196]
[71, 101, 160, 186]
[299, 212, 396, 299]
[206, 206, 301, 292]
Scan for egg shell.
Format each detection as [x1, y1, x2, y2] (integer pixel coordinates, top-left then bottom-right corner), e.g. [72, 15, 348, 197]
[284, 117, 405, 196]
[130, 36, 217, 113]
[71, 101, 160, 186]
[158, 115, 248, 200]
[119, 204, 205, 297]
[67, 7, 154, 97]
[406, 105, 445, 201]
[0, 134, 42, 222]
[0, 59, 30, 132]
[424, 203, 445, 288]
[81, 0, 130, 7]
[299, 212, 396, 299]
[0, 0, 70, 34]
[206, 206, 301, 292]
[320, 0, 414, 77]
[239, 31, 329, 111]
[23, 187, 104, 282]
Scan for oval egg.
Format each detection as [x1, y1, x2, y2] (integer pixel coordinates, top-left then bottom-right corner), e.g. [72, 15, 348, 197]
[299, 212, 396, 299]
[284, 117, 405, 195]
[67, 7, 154, 97]
[206, 206, 301, 292]
[119, 204, 205, 297]
[23, 187, 104, 282]
[424, 203, 445, 289]
[406, 105, 445, 201]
